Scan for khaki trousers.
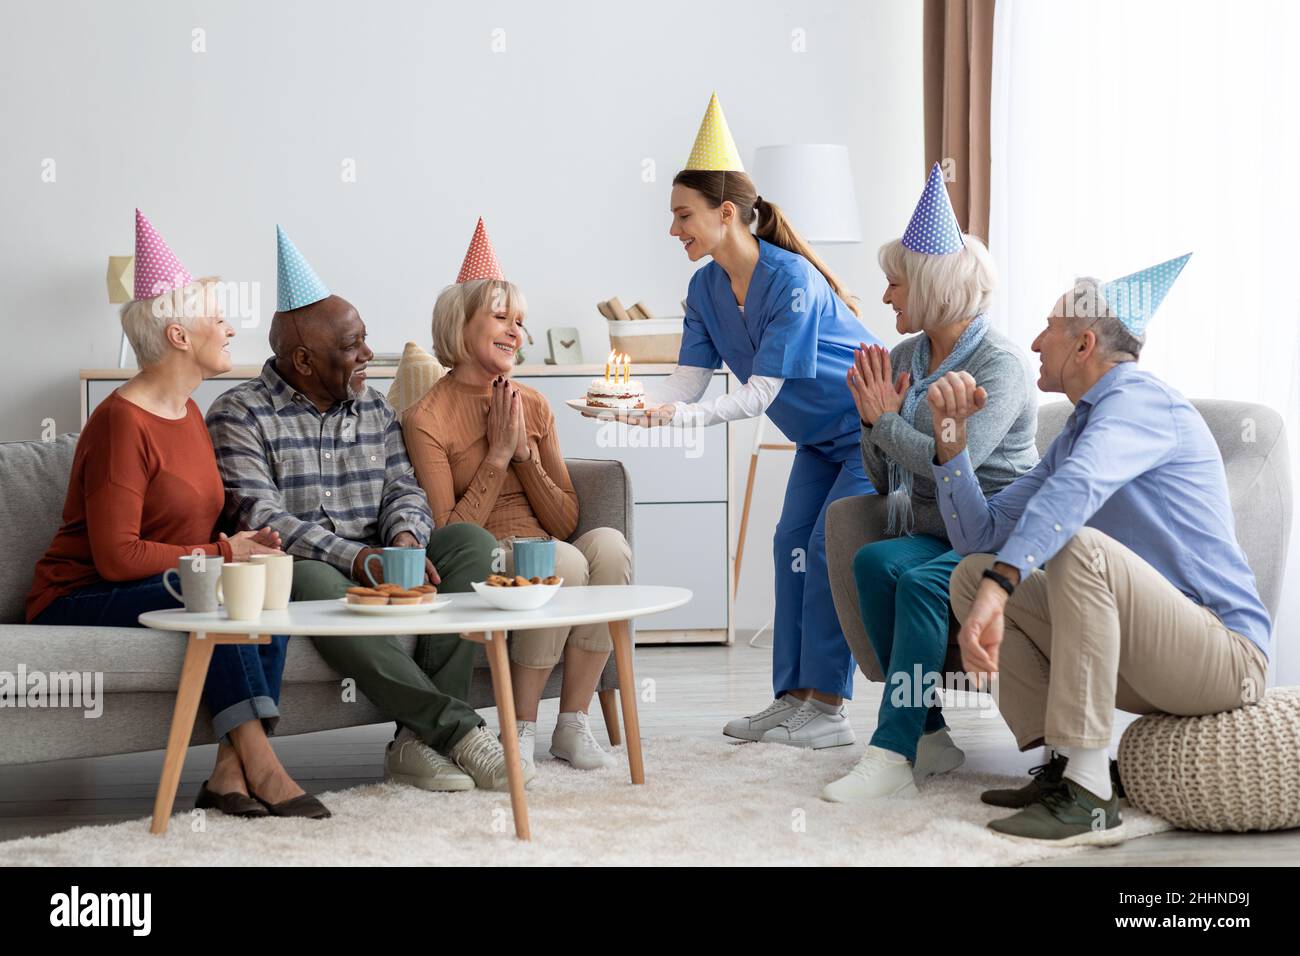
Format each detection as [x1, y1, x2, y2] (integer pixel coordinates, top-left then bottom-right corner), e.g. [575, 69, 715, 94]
[497, 527, 633, 668]
[949, 527, 1267, 751]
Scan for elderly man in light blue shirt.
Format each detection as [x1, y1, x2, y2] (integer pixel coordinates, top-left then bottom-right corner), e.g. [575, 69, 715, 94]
[927, 264, 1271, 843]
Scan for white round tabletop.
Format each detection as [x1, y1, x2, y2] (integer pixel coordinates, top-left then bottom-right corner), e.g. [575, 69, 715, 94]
[137, 585, 693, 636]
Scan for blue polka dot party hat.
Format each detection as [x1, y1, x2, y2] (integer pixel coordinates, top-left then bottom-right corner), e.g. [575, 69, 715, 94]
[276, 225, 331, 312]
[1100, 253, 1192, 337]
[901, 162, 964, 255]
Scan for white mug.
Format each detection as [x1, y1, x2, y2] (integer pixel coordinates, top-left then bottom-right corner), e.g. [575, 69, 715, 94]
[221, 562, 266, 621]
[251, 553, 293, 610]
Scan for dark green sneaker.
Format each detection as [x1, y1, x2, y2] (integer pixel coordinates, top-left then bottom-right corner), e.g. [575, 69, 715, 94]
[988, 778, 1121, 844]
[980, 752, 1068, 808]
[1110, 758, 1125, 800]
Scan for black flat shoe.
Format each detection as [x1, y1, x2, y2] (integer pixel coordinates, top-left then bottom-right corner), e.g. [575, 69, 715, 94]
[248, 788, 332, 820]
[195, 780, 270, 818]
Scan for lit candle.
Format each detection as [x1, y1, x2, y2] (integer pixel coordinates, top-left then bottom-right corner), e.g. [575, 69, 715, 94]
[625, 354, 632, 385]
[605, 349, 615, 382]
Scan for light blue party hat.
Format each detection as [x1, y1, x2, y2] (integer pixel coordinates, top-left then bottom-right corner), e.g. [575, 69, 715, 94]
[276, 225, 330, 312]
[1100, 253, 1191, 337]
[901, 162, 964, 255]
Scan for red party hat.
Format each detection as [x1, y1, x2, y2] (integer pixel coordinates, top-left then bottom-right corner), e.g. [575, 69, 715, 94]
[456, 217, 504, 282]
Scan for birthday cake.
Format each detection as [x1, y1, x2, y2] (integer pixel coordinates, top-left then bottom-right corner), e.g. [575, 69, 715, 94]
[586, 377, 645, 409]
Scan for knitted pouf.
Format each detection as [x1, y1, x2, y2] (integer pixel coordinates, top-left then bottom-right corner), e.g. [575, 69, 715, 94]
[1118, 687, 1300, 832]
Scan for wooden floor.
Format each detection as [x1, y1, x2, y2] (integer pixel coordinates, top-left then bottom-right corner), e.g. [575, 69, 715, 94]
[2, 640, 1296, 865]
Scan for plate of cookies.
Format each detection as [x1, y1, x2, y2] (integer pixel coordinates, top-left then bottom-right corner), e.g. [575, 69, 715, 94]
[471, 575, 564, 611]
[340, 583, 451, 615]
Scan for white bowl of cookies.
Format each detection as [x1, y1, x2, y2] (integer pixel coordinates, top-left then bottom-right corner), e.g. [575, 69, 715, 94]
[471, 574, 564, 611]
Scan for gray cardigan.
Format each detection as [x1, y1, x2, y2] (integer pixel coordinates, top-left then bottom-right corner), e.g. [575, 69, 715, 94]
[860, 328, 1039, 541]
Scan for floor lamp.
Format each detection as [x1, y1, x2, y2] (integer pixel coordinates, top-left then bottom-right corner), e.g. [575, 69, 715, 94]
[734, 416, 795, 646]
[734, 144, 863, 647]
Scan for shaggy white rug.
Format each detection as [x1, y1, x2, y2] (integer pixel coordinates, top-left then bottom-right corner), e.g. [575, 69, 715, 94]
[3, 736, 1171, 866]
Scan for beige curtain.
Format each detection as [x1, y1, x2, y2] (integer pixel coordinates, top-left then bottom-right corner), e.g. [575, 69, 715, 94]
[923, 0, 995, 244]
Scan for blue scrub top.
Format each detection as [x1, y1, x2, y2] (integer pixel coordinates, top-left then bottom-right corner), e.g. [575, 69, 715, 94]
[677, 238, 882, 461]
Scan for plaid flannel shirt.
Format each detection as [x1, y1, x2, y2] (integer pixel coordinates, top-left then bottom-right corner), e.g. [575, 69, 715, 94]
[206, 359, 434, 575]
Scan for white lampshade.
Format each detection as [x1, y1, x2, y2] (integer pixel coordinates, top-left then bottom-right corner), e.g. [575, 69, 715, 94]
[751, 144, 863, 244]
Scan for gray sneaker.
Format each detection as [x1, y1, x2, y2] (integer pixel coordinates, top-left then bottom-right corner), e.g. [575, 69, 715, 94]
[913, 727, 966, 783]
[451, 726, 536, 792]
[385, 728, 475, 792]
[723, 694, 804, 742]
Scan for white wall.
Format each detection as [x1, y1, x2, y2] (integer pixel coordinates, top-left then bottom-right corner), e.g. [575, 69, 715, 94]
[0, 0, 923, 632]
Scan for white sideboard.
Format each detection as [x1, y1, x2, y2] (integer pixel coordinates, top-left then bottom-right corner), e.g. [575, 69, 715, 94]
[80, 365, 735, 645]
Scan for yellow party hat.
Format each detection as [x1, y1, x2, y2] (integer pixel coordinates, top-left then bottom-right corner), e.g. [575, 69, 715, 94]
[685, 92, 744, 172]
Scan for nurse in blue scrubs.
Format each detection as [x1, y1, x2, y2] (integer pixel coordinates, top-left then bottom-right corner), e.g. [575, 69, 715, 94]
[641, 95, 885, 749]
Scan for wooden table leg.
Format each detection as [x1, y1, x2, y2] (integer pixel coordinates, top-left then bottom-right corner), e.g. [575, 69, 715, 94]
[482, 629, 531, 841]
[150, 631, 215, 835]
[609, 619, 644, 785]
[597, 688, 622, 747]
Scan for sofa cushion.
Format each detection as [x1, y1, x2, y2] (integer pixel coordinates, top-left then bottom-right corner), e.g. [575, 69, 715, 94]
[0, 434, 76, 624]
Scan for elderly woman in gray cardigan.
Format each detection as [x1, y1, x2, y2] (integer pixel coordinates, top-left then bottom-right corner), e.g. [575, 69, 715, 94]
[820, 233, 1039, 804]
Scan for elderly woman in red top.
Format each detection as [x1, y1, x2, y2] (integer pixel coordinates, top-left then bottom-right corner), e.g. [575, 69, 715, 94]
[26, 211, 327, 820]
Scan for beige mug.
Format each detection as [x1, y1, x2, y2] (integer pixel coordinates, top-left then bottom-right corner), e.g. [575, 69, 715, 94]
[251, 553, 293, 610]
[221, 562, 266, 621]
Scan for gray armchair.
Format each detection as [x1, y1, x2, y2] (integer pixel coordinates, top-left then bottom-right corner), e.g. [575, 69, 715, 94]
[827, 400, 1292, 681]
[0, 435, 635, 766]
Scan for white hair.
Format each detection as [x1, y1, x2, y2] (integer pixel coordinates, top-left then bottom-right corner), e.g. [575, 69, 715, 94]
[119, 276, 221, 367]
[1056, 276, 1145, 361]
[431, 278, 527, 368]
[878, 234, 997, 331]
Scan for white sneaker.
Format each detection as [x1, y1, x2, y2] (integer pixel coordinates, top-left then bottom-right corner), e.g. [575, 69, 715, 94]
[723, 694, 804, 742]
[550, 711, 618, 770]
[913, 727, 965, 782]
[821, 745, 919, 803]
[760, 701, 856, 749]
[452, 725, 537, 792]
[516, 720, 537, 776]
[385, 727, 475, 791]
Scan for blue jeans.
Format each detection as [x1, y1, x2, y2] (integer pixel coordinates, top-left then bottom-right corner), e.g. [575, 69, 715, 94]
[852, 535, 961, 762]
[33, 574, 289, 742]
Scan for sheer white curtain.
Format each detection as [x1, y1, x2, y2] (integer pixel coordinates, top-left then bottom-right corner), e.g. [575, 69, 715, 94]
[989, 0, 1300, 683]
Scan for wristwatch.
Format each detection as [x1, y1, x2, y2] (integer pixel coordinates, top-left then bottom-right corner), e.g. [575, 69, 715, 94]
[981, 567, 1017, 597]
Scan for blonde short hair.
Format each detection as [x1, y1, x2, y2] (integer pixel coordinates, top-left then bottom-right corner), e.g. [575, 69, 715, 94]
[877, 235, 997, 331]
[119, 276, 221, 367]
[430, 278, 527, 368]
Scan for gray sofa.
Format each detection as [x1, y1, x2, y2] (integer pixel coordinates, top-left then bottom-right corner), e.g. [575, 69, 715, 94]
[0, 434, 634, 766]
[828, 399, 1292, 680]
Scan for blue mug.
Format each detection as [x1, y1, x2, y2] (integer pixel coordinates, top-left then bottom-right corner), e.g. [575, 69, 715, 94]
[364, 547, 425, 589]
[512, 538, 556, 580]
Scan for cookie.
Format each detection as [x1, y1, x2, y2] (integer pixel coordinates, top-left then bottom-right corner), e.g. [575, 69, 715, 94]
[513, 575, 531, 588]
[387, 589, 423, 605]
[543, 575, 561, 586]
[346, 587, 387, 606]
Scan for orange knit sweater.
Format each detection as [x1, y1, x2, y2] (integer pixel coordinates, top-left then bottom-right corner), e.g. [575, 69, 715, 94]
[26, 391, 233, 622]
[402, 376, 578, 541]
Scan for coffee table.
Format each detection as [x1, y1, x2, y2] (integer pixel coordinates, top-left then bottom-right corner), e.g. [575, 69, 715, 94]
[138, 584, 692, 840]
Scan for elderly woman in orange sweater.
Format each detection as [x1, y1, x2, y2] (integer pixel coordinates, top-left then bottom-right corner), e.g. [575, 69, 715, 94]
[26, 211, 327, 820]
[403, 277, 632, 779]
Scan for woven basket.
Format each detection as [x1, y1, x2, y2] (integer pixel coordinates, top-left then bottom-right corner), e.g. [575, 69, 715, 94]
[1118, 687, 1300, 832]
